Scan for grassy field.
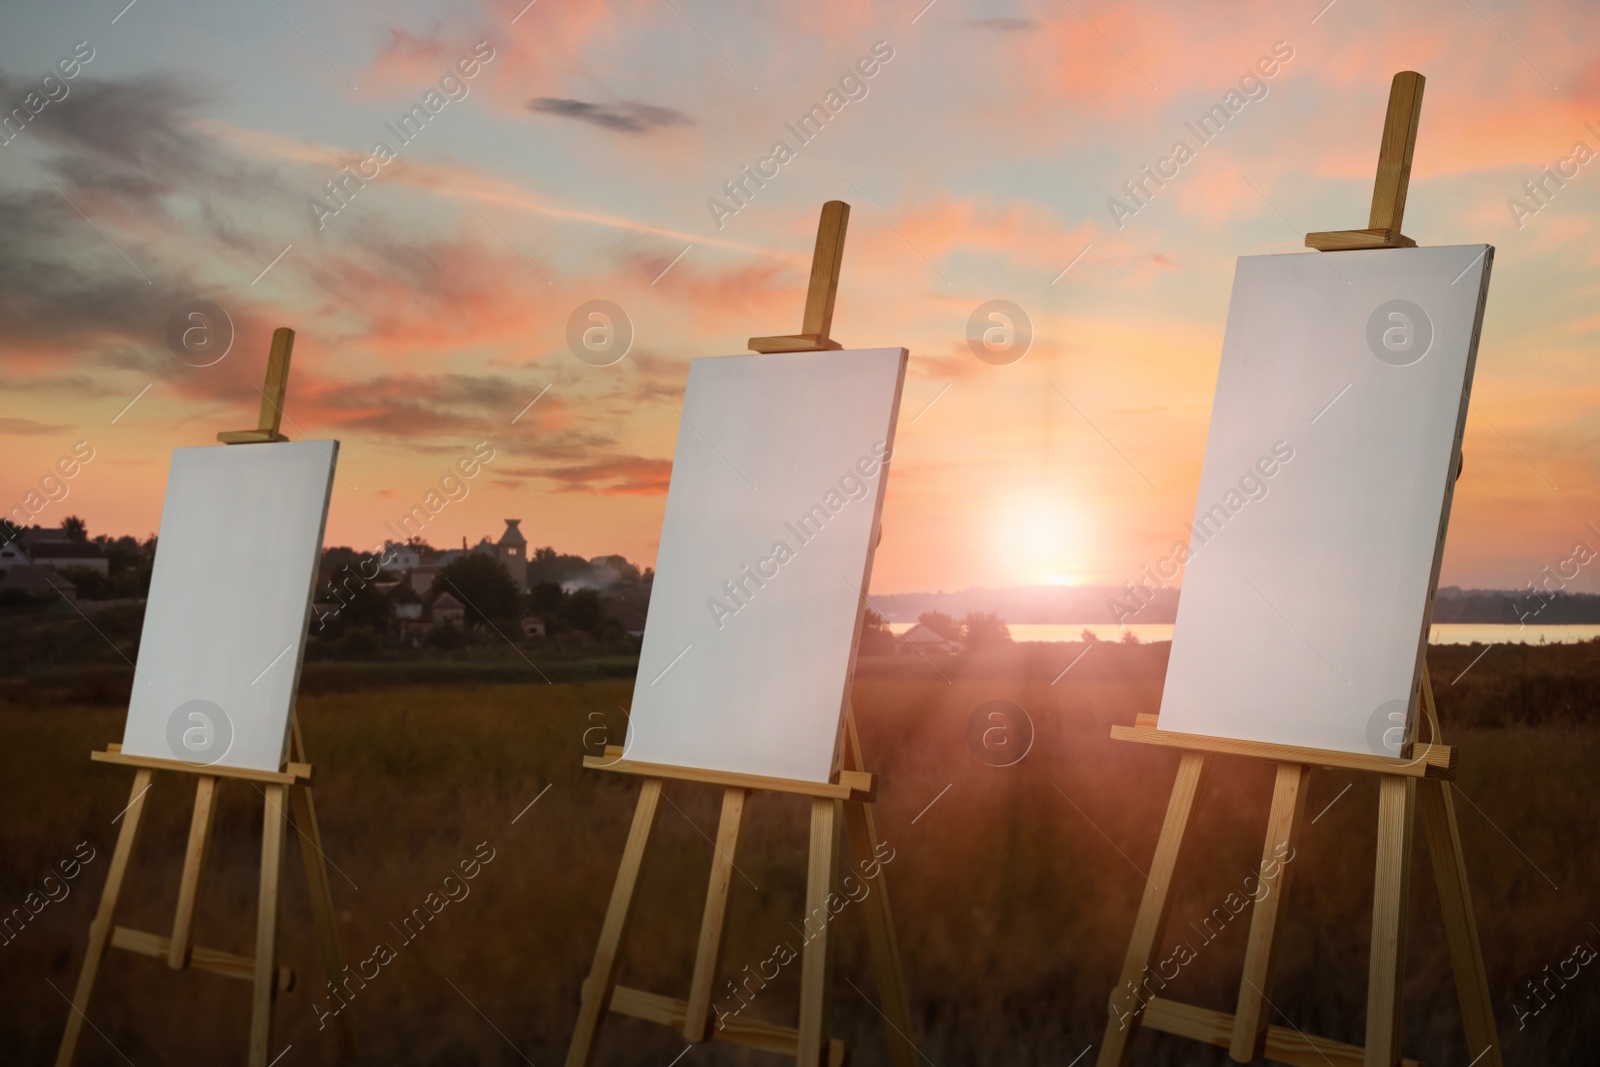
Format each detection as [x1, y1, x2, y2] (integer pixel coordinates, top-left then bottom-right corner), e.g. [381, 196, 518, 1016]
[2, 642, 1597, 1065]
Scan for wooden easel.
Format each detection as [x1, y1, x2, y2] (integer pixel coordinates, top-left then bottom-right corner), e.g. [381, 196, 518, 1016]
[565, 201, 918, 1067]
[57, 328, 358, 1067]
[1096, 73, 1502, 1067]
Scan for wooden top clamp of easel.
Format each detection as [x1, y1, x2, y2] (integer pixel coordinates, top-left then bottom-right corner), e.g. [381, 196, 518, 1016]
[748, 199, 850, 352]
[1306, 70, 1424, 251]
[218, 326, 295, 443]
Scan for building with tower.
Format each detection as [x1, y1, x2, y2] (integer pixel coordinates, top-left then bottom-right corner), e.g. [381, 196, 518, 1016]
[497, 519, 528, 590]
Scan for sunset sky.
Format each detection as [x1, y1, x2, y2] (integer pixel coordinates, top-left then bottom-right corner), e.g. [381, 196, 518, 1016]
[2, 0, 1597, 595]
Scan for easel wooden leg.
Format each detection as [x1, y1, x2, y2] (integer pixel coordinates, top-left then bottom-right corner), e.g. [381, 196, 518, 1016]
[566, 778, 666, 1067]
[168, 774, 218, 968]
[797, 797, 842, 1067]
[684, 786, 750, 1041]
[840, 702, 916, 1067]
[844, 796, 917, 1067]
[1231, 761, 1312, 1060]
[1365, 774, 1416, 1067]
[1419, 779, 1502, 1067]
[56, 768, 155, 1067]
[1097, 751, 1210, 1067]
[288, 779, 358, 1058]
[288, 719, 358, 1059]
[250, 782, 289, 1067]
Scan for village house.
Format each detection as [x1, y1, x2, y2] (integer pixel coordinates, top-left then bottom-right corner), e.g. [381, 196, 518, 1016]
[3, 525, 108, 575]
[25, 542, 108, 575]
[0, 563, 78, 599]
[897, 622, 963, 656]
[429, 591, 465, 628]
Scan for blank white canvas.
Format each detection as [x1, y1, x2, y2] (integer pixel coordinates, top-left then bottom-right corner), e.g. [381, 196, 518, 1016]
[121, 441, 338, 772]
[1158, 246, 1493, 756]
[623, 348, 908, 783]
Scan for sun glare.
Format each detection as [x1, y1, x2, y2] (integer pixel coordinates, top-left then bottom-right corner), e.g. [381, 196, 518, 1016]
[996, 496, 1087, 586]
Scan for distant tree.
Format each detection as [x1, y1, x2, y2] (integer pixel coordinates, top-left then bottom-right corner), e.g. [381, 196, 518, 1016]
[592, 555, 642, 584]
[1120, 629, 1141, 645]
[1080, 628, 1100, 644]
[961, 611, 1012, 650]
[425, 623, 467, 650]
[527, 546, 650, 592]
[58, 565, 110, 599]
[859, 608, 896, 656]
[329, 626, 383, 658]
[320, 546, 362, 583]
[61, 516, 87, 542]
[527, 582, 564, 615]
[93, 535, 155, 597]
[431, 554, 521, 629]
[107, 568, 144, 598]
[527, 546, 595, 588]
[917, 610, 961, 640]
[560, 588, 607, 636]
[337, 579, 394, 633]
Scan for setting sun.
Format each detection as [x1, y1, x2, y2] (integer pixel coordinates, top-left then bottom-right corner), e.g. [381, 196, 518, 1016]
[995, 494, 1088, 586]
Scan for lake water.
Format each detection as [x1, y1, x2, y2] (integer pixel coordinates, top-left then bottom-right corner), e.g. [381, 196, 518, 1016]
[890, 622, 1600, 645]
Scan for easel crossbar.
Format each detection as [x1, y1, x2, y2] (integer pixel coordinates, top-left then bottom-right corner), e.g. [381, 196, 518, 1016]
[585, 751, 875, 801]
[610, 985, 850, 1063]
[110, 925, 295, 990]
[94, 745, 313, 785]
[1110, 724, 1455, 779]
[1142, 997, 1423, 1067]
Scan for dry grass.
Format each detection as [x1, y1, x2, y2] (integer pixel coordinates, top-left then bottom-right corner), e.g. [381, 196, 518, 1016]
[1, 647, 1596, 1065]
